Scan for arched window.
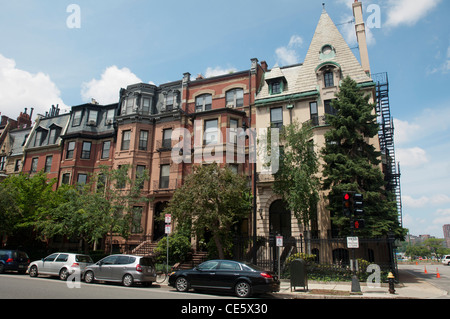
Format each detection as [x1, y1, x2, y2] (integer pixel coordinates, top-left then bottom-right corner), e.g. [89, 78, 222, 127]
[195, 94, 212, 112]
[226, 88, 244, 107]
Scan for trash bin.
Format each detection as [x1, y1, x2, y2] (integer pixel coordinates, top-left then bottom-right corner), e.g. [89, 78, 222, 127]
[290, 259, 308, 291]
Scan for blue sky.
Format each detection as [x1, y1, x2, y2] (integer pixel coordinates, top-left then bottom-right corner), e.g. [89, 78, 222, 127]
[0, 0, 449, 237]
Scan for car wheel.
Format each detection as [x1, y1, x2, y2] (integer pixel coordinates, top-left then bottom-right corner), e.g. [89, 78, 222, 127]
[29, 265, 38, 277]
[175, 277, 189, 292]
[122, 274, 134, 287]
[84, 271, 94, 283]
[59, 268, 69, 281]
[235, 281, 252, 298]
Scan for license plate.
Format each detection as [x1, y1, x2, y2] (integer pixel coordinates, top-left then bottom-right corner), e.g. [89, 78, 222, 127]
[18, 265, 25, 269]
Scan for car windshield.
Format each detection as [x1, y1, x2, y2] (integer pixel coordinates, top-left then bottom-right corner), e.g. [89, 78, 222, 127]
[76, 255, 93, 263]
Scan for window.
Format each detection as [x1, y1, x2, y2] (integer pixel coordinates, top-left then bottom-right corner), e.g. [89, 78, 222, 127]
[14, 159, 21, 172]
[162, 128, 172, 148]
[324, 71, 334, 87]
[195, 94, 212, 112]
[55, 254, 69, 262]
[131, 207, 143, 233]
[31, 158, 38, 173]
[44, 156, 52, 173]
[43, 253, 58, 262]
[122, 97, 135, 115]
[142, 98, 151, 115]
[87, 110, 98, 125]
[159, 164, 170, 189]
[106, 109, 115, 123]
[62, 173, 71, 185]
[66, 141, 75, 159]
[310, 102, 319, 126]
[48, 127, 61, 144]
[139, 130, 148, 151]
[0, 156, 5, 171]
[81, 141, 92, 159]
[324, 99, 337, 116]
[121, 130, 131, 150]
[73, 110, 82, 126]
[166, 94, 174, 111]
[229, 119, 238, 144]
[101, 141, 111, 159]
[136, 165, 146, 189]
[226, 89, 244, 107]
[77, 173, 87, 185]
[270, 81, 282, 95]
[34, 130, 46, 147]
[270, 107, 283, 129]
[204, 119, 218, 145]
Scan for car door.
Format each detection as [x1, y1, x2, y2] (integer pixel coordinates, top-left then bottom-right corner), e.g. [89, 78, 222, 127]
[111, 256, 131, 281]
[52, 253, 69, 275]
[213, 261, 242, 289]
[189, 260, 219, 289]
[40, 253, 59, 274]
[96, 255, 118, 280]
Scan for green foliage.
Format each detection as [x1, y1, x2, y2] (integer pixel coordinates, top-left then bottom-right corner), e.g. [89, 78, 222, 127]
[321, 77, 406, 239]
[154, 227, 192, 264]
[272, 121, 320, 227]
[164, 163, 251, 259]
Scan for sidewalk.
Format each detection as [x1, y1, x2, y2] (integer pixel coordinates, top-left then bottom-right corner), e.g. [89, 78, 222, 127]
[276, 269, 448, 299]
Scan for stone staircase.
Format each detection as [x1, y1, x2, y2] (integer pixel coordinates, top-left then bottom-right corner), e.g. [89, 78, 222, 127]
[174, 251, 208, 270]
[131, 240, 159, 257]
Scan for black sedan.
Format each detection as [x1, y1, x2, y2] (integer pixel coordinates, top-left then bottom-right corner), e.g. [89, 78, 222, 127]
[168, 260, 280, 298]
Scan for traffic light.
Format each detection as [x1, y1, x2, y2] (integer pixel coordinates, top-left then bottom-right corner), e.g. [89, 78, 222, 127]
[342, 192, 353, 217]
[353, 219, 365, 230]
[353, 193, 364, 217]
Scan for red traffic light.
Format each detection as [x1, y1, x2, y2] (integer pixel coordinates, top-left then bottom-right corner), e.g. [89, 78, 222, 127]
[344, 193, 350, 200]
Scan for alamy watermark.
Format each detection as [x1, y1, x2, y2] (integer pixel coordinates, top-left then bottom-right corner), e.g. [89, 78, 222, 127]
[66, 4, 81, 29]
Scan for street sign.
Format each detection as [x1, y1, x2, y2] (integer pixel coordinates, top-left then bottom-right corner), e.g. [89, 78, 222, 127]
[165, 214, 172, 224]
[165, 224, 172, 234]
[276, 236, 283, 247]
[347, 236, 359, 249]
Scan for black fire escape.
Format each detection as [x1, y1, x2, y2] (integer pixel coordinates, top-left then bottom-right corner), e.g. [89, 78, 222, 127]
[372, 72, 403, 227]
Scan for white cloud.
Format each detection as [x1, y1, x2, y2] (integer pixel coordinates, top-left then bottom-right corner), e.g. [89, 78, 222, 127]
[396, 147, 429, 167]
[275, 35, 303, 66]
[81, 66, 142, 105]
[204, 66, 238, 78]
[427, 46, 450, 75]
[433, 208, 450, 225]
[0, 53, 68, 118]
[394, 118, 421, 146]
[404, 194, 450, 208]
[385, 0, 442, 28]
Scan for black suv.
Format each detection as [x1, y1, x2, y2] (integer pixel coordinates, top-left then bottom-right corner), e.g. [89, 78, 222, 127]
[0, 249, 30, 274]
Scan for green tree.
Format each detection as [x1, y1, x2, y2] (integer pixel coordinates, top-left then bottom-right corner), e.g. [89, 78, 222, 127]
[272, 120, 320, 231]
[164, 163, 251, 259]
[33, 165, 150, 253]
[321, 76, 406, 238]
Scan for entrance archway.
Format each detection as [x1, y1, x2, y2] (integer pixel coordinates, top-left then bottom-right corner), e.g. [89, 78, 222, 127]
[269, 200, 291, 238]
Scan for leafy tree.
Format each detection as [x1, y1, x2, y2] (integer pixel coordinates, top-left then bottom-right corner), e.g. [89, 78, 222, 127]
[33, 165, 150, 253]
[164, 163, 251, 259]
[321, 76, 406, 238]
[272, 120, 320, 232]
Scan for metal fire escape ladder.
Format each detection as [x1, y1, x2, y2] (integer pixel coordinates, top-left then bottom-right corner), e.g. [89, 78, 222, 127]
[372, 72, 403, 227]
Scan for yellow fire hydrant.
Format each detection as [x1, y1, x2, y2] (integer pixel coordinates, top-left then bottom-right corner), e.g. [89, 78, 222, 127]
[387, 272, 395, 294]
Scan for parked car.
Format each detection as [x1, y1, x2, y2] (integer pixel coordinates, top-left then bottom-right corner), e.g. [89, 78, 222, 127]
[28, 252, 93, 280]
[84, 254, 157, 287]
[442, 255, 450, 265]
[0, 249, 30, 274]
[168, 259, 280, 298]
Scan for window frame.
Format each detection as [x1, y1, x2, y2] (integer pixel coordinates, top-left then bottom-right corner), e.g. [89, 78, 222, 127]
[203, 118, 219, 145]
[121, 130, 131, 151]
[138, 130, 148, 151]
[270, 107, 283, 129]
[195, 94, 212, 112]
[226, 88, 244, 107]
[81, 141, 92, 159]
[66, 141, 76, 159]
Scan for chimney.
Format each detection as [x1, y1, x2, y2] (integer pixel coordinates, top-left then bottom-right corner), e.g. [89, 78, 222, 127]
[352, 0, 371, 75]
[260, 61, 268, 72]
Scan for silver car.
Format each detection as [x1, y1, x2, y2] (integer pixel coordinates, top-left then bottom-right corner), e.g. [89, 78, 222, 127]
[84, 254, 157, 287]
[28, 252, 93, 280]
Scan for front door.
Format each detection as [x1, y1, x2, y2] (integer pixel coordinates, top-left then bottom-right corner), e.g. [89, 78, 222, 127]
[269, 200, 291, 238]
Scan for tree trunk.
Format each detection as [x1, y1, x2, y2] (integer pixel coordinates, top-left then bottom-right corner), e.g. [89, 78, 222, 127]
[213, 233, 224, 260]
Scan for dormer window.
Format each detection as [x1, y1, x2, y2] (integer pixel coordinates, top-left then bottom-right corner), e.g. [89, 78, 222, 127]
[87, 109, 98, 126]
[72, 110, 82, 126]
[121, 96, 135, 115]
[265, 67, 286, 95]
[270, 81, 282, 94]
